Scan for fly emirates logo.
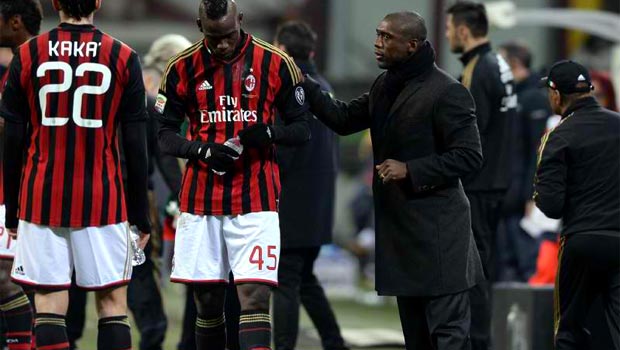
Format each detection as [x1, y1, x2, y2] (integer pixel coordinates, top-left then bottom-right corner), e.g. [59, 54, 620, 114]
[200, 96, 258, 124]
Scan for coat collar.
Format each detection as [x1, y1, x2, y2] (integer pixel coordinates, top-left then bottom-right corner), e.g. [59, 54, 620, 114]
[460, 42, 492, 66]
[388, 66, 433, 116]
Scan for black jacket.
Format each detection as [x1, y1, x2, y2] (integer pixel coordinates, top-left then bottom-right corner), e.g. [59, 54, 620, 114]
[534, 97, 620, 237]
[303, 61, 484, 297]
[503, 74, 551, 214]
[276, 61, 338, 248]
[460, 42, 517, 192]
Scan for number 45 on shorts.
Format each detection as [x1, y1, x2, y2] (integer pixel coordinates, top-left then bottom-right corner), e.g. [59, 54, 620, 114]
[249, 245, 277, 271]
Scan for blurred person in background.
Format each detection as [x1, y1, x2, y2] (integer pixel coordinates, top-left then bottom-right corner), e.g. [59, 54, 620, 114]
[0, 1, 42, 348]
[535, 60, 619, 350]
[2, 0, 152, 349]
[497, 41, 551, 282]
[445, 2, 517, 349]
[590, 71, 617, 111]
[303, 11, 484, 350]
[156, 0, 310, 349]
[271, 20, 347, 350]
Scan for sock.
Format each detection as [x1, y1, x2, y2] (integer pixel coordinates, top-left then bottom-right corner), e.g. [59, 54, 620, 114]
[195, 314, 226, 350]
[0, 292, 33, 349]
[239, 310, 271, 350]
[34, 313, 69, 350]
[97, 316, 131, 350]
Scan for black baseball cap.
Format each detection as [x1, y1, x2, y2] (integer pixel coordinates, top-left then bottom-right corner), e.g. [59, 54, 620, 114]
[540, 60, 593, 94]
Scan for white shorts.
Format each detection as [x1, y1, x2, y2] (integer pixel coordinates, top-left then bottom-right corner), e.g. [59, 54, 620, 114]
[171, 212, 280, 286]
[11, 220, 132, 290]
[0, 206, 16, 259]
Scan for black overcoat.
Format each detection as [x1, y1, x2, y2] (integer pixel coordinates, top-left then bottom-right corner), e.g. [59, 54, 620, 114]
[304, 64, 485, 296]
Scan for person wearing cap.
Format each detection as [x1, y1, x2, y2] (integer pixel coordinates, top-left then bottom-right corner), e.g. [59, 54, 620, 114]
[534, 60, 620, 350]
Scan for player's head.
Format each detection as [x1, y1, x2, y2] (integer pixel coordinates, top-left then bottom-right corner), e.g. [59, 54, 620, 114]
[274, 21, 317, 62]
[445, 1, 488, 53]
[198, 0, 243, 60]
[375, 11, 427, 69]
[52, 0, 101, 21]
[0, 0, 43, 48]
[499, 41, 532, 82]
[143, 34, 192, 96]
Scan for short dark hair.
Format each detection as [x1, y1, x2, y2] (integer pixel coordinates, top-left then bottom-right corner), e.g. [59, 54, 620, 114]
[275, 21, 317, 61]
[57, 0, 97, 20]
[500, 41, 532, 68]
[202, 0, 229, 20]
[447, 1, 488, 38]
[385, 11, 427, 41]
[0, 0, 42, 35]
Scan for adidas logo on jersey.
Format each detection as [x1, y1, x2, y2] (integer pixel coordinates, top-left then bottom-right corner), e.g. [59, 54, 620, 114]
[14, 266, 24, 276]
[198, 80, 213, 91]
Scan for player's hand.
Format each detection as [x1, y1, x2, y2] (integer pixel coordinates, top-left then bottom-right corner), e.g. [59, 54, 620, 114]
[7, 228, 17, 239]
[238, 123, 274, 148]
[138, 232, 150, 250]
[197, 143, 240, 173]
[376, 159, 408, 184]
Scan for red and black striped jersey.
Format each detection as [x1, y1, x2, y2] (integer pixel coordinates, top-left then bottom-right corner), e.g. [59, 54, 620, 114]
[157, 33, 305, 216]
[0, 69, 9, 205]
[0, 23, 148, 228]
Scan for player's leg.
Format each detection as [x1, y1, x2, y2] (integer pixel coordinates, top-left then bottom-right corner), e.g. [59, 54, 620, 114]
[0, 260, 32, 349]
[236, 284, 272, 350]
[94, 286, 131, 350]
[10, 222, 73, 350]
[171, 213, 230, 350]
[0, 205, 33, 348]
[193, 284, 227, 350]
[70, 223, 133, 350]
[226, 212, 280, 350]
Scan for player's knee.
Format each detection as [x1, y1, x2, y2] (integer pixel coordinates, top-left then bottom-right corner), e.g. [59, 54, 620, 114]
[0, 261, 22, 299]
[193, 285, 226, 315]
[238, 284, 271, 311]
[95, 286, 128, 318]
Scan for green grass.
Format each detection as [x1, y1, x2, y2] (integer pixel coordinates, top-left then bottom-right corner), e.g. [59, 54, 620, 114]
[75, 284, 403, 349]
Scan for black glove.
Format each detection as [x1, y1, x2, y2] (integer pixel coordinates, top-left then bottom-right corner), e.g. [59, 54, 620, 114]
[195, 143, 240, 173]
[238, 123, 274, 148]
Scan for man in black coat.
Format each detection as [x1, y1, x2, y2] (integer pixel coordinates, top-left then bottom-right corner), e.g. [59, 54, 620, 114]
[535, 60, 620, 350]
[271, 21, 347, 350]
[445, 3, 517, 349]
[302, 11, 484, 350]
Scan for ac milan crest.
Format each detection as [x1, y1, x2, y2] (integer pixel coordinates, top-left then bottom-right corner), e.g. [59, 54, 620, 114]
[245, 74, 256, 92]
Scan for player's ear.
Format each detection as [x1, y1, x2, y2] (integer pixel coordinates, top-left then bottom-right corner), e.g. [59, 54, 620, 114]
[95, 0, 102, 10]
[52, 0, 60, 11]
[238, 12, 244, 23]
[9, 15, 23, 32]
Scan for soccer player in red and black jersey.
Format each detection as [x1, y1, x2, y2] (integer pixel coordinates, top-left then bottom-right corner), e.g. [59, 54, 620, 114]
[0, 2, 42, 348]
[157, 0, 310, 348]
[0, 1, 151, 349]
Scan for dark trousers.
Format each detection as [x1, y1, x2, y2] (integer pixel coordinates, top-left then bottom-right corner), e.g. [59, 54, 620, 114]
[397, 291, 471, 350]
[466, 191, 503, 350]
[555, 234, 620, 350]
[67, 242, 168, 350]
[497, 215, 539, 282]
[273, 247, 347, 350]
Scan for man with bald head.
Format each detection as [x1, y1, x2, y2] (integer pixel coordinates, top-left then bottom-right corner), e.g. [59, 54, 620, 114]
[302, 11, 484, 349]
[156, 0, 310, 349]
